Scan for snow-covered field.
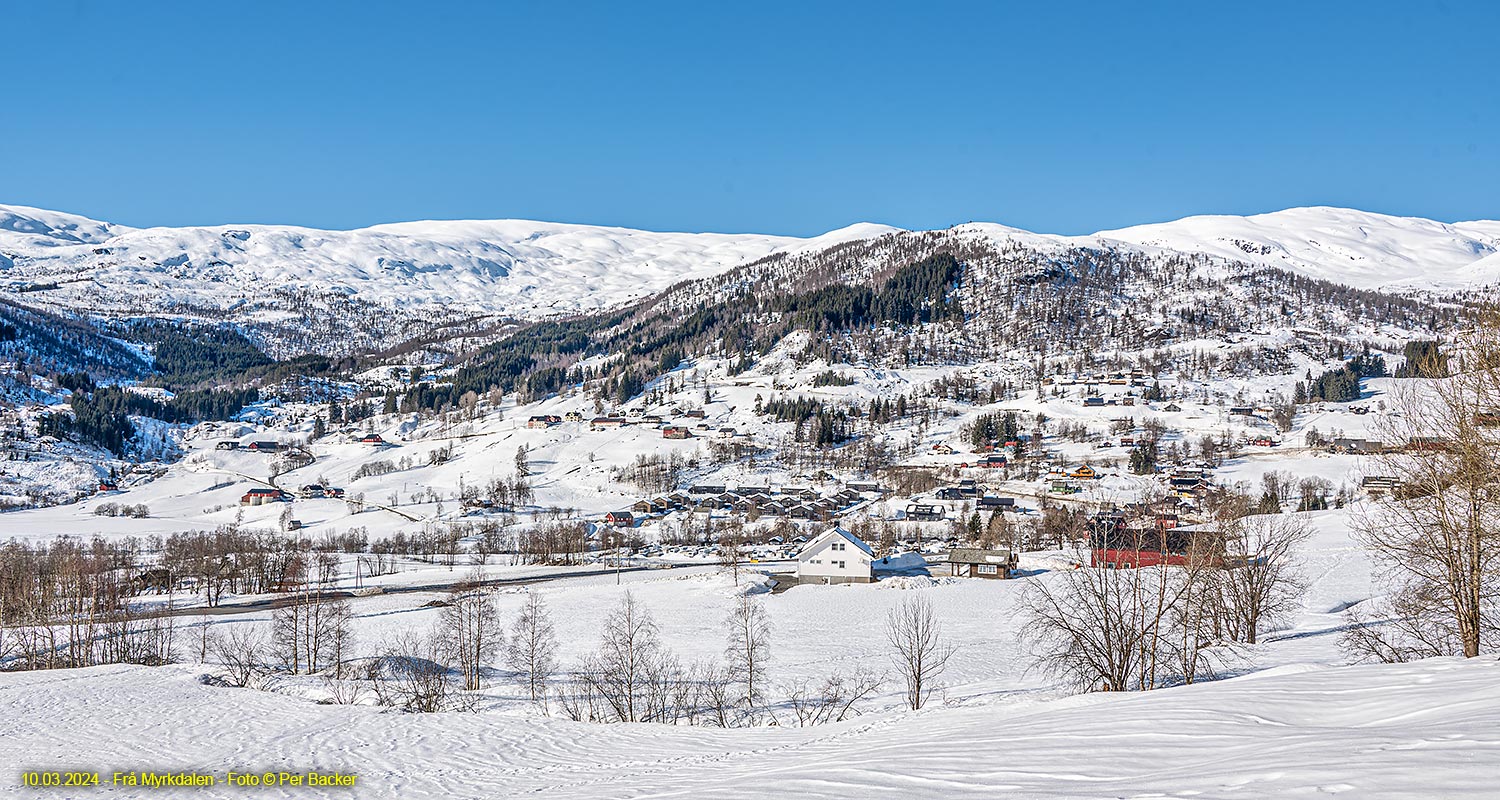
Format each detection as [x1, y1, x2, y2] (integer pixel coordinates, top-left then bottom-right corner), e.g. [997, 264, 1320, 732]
[2, 214, 1497, 797]
[1, 505, 1495, 799]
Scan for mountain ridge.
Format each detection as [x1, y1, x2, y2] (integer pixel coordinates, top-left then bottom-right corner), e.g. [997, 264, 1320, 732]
[4, 202, 1496, 294]
[0, 202, 1495, 360]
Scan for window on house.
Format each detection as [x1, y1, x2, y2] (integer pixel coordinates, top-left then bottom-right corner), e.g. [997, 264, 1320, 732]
[837, 561, 846, 569]
[978, 564, 998, 574]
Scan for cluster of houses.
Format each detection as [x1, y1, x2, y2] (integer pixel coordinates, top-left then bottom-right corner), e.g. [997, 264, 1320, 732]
[239, 482, 345, 506]
[1047, 369, 1150, 388]
[218, 440, 283, 452]
[1044, 464, 1101, 495]
[523, 408, 736, 440]
[607, 481, 883, 528]
[1160, 464, 1215, 503]
[297, 483, 346, 499]
[216, 438, 336, 458]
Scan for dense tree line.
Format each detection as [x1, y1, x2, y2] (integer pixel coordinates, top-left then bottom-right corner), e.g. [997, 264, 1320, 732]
[42, 386, 259, 454]
[1394, 339, 1447, 378]
[964, 411, 1020, 449]
[1295, 350, 1388, 404]
[126, 321, 274, 386]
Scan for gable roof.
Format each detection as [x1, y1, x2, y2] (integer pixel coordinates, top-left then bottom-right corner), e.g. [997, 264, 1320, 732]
[798, 526, 874, 557]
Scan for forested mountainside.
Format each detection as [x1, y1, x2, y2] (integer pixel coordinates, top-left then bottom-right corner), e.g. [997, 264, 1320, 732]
[410, 228, 1458, 413]
[3, 204, 1493, 361]
[0, 205, 1477, 479]
[0, 298, 148, 385]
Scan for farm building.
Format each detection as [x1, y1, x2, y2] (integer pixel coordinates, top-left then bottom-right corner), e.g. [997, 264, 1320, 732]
[1089, 520, 1224, 569]
[240, 488, 284, 506]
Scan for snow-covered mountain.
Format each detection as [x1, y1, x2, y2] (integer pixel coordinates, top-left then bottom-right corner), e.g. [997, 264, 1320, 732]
[1, 203, 1496, 359]
[0, 204, 901, 319]
[5, 204, 1497, 317]
[1096, 206, 1500, 291]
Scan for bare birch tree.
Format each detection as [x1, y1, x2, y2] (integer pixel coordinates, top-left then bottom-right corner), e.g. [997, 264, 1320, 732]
[582, 592, 667, 722]
[440, 571, 502, 690]
[1216, 513, 1311, 644]
[505, 590, 558, 704]
[724, 592, 771, 707]
[1347, 328, 1500, 660]
[886, 594, 954, 710]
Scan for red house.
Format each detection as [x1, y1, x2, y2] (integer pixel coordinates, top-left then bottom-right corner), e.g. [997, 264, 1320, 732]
[360, 433, 386, 445]
[605, 510, 634, 527]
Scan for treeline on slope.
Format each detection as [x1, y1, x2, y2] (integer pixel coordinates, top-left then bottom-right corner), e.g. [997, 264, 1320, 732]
[1393, 340, 1447, 378]
[122, 321, 353, 390]
[0, 298, 148, 381]
[41, 386, 259, 455]
[391, 254, 966, 413]
[1294, 349, 1389, 404]
[125, 321, 274, 387]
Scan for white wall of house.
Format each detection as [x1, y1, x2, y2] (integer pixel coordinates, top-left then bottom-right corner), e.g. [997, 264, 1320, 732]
[796, 527, 874, 584]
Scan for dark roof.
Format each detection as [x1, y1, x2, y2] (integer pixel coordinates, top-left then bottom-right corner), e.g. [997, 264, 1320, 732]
[942, 548, 1016, 565]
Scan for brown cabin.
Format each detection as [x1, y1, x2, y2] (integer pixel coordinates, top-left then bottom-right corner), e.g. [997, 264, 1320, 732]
[943, 548, 1017, 579]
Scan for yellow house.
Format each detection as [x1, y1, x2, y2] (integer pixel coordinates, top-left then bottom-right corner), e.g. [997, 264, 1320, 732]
[1068, 464, 1098, 480]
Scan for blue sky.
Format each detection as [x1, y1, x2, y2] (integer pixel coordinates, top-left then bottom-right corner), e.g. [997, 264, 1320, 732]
[3, 0, 1496, 235]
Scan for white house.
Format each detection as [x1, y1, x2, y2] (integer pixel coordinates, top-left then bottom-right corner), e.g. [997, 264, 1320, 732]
[796, 526, 875, 585]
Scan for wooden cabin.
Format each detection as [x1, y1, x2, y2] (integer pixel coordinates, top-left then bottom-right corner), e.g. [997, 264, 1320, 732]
[942, 548, 1017, 579]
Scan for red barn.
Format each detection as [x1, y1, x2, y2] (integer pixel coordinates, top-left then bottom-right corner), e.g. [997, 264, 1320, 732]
[1089, 517, 1222, 569]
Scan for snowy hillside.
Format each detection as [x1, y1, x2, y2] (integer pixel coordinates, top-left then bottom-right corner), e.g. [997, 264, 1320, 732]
[0, 203, 902, 322]
[1097, 206, 1500, 291]
[4, 202, 1497, 336]
[0, 499, 1495, 799]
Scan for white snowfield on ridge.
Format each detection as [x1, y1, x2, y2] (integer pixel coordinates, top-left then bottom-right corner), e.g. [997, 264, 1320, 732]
[2, 204, 1497, 319]
[0, 203, 897, 316]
